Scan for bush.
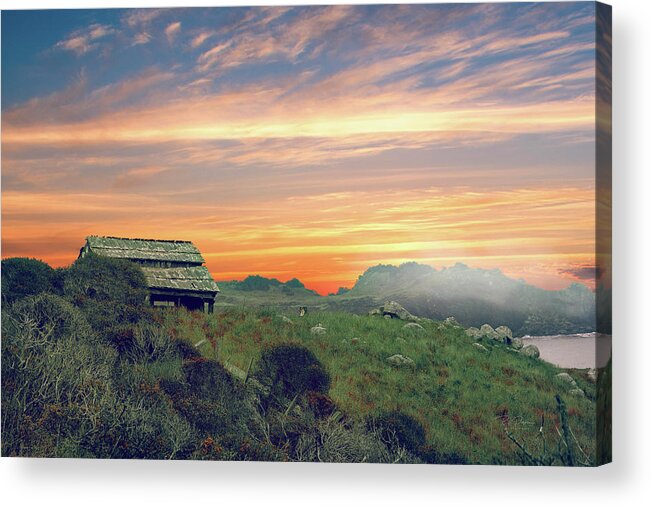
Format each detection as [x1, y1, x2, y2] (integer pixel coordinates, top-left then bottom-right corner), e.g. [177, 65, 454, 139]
[9, 292, 95, 343]
[64, 254, 148, 307]
[64, 254, 151, 350]
[256, 344, 330, 401]
[368, 411, 427, 456]
[1, 257, 59, 305]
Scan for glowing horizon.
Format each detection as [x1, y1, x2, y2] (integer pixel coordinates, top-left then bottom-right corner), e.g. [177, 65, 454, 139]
[2, 4, 600, 295]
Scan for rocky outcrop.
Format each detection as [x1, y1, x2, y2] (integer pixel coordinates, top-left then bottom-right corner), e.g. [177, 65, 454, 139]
[465, 327, 481, 339]
[495, 326, 513, 345]
[511, 338, 524, 350]
[556, 372, 577, 387]
[369, 301, 420, 322]
[479, 324, 501, 341]
[382, 301, 420, 322]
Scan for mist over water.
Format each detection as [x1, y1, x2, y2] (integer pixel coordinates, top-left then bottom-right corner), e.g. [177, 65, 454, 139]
[522, 333, 612, 369]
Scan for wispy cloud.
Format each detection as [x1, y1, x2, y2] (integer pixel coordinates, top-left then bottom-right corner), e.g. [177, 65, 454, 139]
[54, 23, 114, 55]
[165, 21, 181, 44]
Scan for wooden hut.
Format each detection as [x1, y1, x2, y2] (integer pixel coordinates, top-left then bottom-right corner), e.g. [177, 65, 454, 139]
[79, 236, 219, 312]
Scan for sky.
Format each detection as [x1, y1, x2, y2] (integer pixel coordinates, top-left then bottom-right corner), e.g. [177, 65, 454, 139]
[1, 3, 601, 295]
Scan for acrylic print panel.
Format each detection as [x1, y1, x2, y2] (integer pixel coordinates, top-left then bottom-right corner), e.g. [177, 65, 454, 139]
[1, 2, 611, 465]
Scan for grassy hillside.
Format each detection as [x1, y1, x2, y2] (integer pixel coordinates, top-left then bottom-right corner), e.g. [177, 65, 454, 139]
[162, 306, 597, 465]
[2, 255, 599, 464]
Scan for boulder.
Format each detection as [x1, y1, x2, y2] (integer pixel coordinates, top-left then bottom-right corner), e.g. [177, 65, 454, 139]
[520, 345, 540, 359]
[368, 308, 382, 317]
[495, 326, 513, 345]
[556, 372, 578, 387]
[403, 322, 425, 331]
[465, 327, 481, 339]
[382, 301, 420, 322]
[511, 338, 524, 350]
[310, 324, 327, 336]
[568, 388, 585, 397]
[386, 354, 415, 367]
[473, 343, 488, 352]
[479, 323, 501, 341]
[384, 314, 393, 319]
[444, 316, 460, 326]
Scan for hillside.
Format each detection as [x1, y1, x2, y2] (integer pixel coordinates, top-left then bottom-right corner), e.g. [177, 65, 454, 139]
[163, 306, 598, 465]
[217, 262, 597, 336]
[2, 255, 600, 464]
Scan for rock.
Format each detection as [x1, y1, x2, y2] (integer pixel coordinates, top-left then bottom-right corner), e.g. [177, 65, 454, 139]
[384, 314, 392, 319]
[444, 316, 460, 326]
[520, 345, 540, 358]
[473, 343, 488, 352]
[568, 388, 585, 397]
[479, 323, 494, 335]
[465, 327, 481, 339]
[587, 368, 598, 383]
[386, 354, 415, 367]
[511, 338, 524, 350]
[310, 324, 327, 336]
[281, 315, 294, 325]
[403, 322, 424, 331]
[556, 373, 578, 387]
[479, 323, 501, 341]
[382, 301, 420, 322]
[351, 338, 360, 345]
[495, 326, 513, 345]
[368, 308, 382, 317]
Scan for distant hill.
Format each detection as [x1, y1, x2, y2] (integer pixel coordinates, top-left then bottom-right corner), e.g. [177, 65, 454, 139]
[346, 262, 596, 336]
[217, 263, 597, 336]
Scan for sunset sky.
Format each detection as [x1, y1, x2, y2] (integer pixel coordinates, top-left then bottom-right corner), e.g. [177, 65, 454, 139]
[2, 3, 600, 295]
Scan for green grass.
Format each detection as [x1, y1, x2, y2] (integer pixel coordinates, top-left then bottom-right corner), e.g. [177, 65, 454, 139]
[161, 306, 597, 465]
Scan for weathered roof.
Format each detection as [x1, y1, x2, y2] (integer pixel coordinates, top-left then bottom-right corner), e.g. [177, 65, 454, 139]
[142, 266, 220, 294]
[86, 236, 204, 264]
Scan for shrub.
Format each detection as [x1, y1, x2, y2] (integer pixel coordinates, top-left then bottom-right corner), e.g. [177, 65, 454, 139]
[256, 344, 330, 401]
[368, 411, 427, 456]
[123, 323, 177, 364]
[64, 254, 152, 350]
[9, 292, 95, 343]
[1, 257, 59, 305]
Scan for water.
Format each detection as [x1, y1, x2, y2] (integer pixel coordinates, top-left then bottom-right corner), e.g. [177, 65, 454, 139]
[521, 332, 612, 369]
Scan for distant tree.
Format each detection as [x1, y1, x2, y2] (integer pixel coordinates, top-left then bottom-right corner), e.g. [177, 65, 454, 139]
[237, 275, 281, 291]
[285, 278, 304, 289]
[1, 257, 59, 305]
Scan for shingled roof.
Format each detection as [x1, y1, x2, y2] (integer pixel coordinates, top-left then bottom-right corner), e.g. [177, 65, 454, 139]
[142, 266, 220, 293]
[86, 236, 205, 264]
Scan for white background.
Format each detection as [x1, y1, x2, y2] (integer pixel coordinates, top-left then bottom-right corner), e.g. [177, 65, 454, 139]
[1, 0, 649, 504]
